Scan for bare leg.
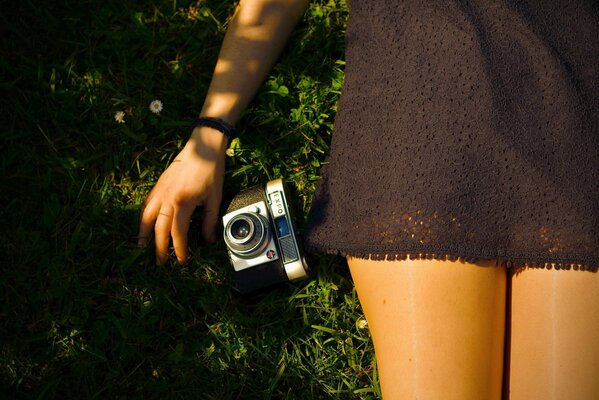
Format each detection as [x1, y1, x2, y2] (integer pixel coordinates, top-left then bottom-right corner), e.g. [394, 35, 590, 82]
[508, 267, 599, 400]
[347, 256, 506, 400]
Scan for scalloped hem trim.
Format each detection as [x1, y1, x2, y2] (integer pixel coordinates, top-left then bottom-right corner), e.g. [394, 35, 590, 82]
[305, 243, 599, 272]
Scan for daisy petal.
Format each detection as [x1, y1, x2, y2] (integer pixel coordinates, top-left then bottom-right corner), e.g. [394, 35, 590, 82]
[114, 111, 126, 124]
[149, 99, 163, 114]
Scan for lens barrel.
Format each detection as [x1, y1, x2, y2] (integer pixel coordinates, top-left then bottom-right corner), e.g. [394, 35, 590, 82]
[224, 213, 269, 256]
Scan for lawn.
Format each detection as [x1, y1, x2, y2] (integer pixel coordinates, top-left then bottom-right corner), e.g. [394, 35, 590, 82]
[1, 0, 381, 398]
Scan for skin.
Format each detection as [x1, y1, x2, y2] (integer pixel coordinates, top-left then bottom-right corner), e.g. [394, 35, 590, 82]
[137, 0, 310, 264]
[349, 256, 599, 399]
[508, 267, 599, 400]
[139, 1, 599, 398]
[348, 257, 507, 400]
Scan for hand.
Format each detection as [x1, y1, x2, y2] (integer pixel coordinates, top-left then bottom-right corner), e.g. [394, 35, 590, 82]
[138, 127, 228, 264]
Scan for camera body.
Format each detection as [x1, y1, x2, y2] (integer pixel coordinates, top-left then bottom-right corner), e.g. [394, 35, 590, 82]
[222, 178, 309, 293]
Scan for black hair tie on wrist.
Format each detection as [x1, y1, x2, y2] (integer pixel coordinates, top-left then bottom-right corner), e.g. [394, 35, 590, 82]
[192, 117, 236, 142]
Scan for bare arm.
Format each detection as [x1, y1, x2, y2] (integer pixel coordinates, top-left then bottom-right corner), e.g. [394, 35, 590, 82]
[201, 0, 310, 123]
[138, 0, 310, 265]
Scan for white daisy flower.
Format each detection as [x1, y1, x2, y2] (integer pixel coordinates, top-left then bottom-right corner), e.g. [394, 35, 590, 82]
[356, 318, 368, 329]
[149, 99, 163, 114]
[114, 111, 125, 124]
[225, 148, 235, 157]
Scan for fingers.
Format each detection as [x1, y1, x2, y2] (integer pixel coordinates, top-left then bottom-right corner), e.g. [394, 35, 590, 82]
[139, 199, 186, 265]
[138, 198, 159, 247]
[202, 190, 222, 243]
[138, 163, 223, 264]
[154, 207, 174, 265]
[171, 204, 193, 264]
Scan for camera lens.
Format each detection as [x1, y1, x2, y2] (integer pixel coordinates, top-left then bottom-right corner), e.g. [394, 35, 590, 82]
[231, 219, 251, 240]
[224, 213, 269, 257]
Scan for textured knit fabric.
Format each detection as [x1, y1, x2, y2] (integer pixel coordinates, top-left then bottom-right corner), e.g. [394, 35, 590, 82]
[304, 0, 599, 271]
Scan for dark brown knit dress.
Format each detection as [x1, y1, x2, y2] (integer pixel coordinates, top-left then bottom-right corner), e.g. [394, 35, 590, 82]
[304, 0, 599, 271]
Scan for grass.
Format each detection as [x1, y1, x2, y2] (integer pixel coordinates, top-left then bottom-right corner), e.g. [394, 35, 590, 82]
[0, 0, 381, 398]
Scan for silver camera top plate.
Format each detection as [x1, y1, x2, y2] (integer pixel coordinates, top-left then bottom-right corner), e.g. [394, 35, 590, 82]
[266, 179, 309, 280]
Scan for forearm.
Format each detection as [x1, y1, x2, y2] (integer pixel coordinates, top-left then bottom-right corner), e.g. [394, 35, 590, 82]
[141, 1, 310, 262]
[199, 0, 310, 125]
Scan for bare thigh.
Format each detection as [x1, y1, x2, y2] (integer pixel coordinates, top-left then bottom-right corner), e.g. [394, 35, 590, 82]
[348, 256, 506, 400]
[508, 267, 599, 400]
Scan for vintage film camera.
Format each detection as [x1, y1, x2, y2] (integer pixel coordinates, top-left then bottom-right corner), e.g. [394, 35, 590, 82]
[222, 178, 309, 293]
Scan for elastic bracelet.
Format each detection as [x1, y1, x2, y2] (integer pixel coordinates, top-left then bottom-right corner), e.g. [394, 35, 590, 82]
[192, 117, 236, 142]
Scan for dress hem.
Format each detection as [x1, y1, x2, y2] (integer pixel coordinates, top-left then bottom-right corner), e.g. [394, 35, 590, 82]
[304, 241, 599, 272]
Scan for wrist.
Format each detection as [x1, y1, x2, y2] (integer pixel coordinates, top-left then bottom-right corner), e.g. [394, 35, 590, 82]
[193, 117, 237, 142]
[189, 126, 229, 155]
[199, 101, 240, 127]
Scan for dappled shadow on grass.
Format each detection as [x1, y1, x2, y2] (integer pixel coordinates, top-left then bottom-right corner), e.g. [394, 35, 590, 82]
[2, 177, 375, 398]
[3, 198, 372, 398]
[0, 0, 380, 398]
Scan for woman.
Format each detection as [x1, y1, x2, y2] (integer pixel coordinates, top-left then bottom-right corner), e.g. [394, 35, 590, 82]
[138, 0, 599, 398]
